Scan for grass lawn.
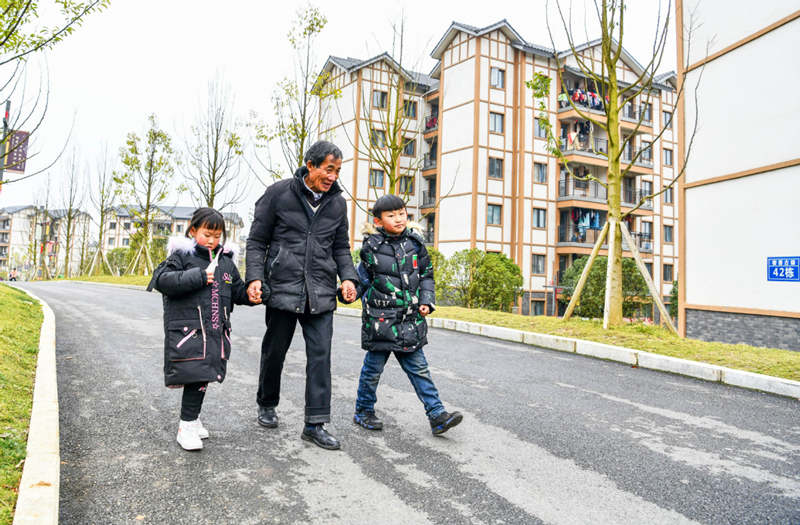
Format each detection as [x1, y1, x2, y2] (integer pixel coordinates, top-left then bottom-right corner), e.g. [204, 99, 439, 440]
[66, 274, 151, 286]
[340, 301, 800, 382]
[0, 285, 42, 524]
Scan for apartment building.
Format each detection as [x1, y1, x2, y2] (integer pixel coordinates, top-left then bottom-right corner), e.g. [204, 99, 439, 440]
[0, 205, 91, 277]
[677, 3, 799, 349]
[321, 19, 677, 316]
[103, 206, 244, 252]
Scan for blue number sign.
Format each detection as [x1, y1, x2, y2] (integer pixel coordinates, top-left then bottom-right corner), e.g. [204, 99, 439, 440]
[767, 257, 800, 282]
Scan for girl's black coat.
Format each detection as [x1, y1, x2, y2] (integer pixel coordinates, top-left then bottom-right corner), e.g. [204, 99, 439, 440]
[148, 241, 251, 386]
[356, 225, 435, 353]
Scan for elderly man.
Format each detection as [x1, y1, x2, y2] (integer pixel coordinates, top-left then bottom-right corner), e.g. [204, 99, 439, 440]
[246, 140, 357, 450]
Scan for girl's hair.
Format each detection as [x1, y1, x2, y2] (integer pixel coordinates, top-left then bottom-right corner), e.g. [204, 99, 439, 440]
[187, 207, 227, 244]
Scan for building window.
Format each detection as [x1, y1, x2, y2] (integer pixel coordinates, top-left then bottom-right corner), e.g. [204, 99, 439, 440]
[398, 176, 414, 195]
[107, 237, 114, 246]
[641, 102, 652, 122]
[535, 118, 547, 138]
[122, 238, 129, 247]
[664, 224, 674, 243]
[663, 148, 673, 166]
[403, 100, 417, 118]
[641, 221, 652, 239]
[488, 157, 503, 179]
[641, 141, 652, 162]
[489, 112, 504, 133]
[370, 129, 386, 148]
[369, 168, 384, 188]
[402, 137, 416, 156]
[663, 263, 674, 282]
[641, 180, 653, 197]
[663, 110, 673, 128]
[531, 254, 545, 274]
[664, 185, 673, 204]
[124, 222, 131, 230]
[372, 90, 387, 109]
[176, 224, 184, 233]
[532, 300, 545, 316]
[490, 67, 505, 89]
[109, 221, 116, 230]
[534, 162, 547, 183]
[487, 204, 502, 225]
[532, 208, 546, 229]
[645, 262, 653, 276]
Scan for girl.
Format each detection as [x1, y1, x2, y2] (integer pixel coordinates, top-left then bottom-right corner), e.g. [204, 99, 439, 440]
[148, 207, 258, 450]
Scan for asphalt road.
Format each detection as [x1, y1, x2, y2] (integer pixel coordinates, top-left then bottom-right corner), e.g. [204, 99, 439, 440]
[18, 281, 800, 525]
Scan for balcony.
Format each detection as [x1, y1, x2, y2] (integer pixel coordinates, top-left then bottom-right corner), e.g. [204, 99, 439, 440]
[621, 188, 653, 209]
[0, 220, 10, 231]
[561, 136, 609, 157]
[0, 233, 9, 243]
[424, 113, 439, 133]
[422, 153, 437, 171]
[621, 147, 654, 169]
[559, 179, 608, 202]
[421, 190, 436, 208]
[620, 103, 653, 125]
[423, 230, 435, 245]
[558, 223, 653, 252]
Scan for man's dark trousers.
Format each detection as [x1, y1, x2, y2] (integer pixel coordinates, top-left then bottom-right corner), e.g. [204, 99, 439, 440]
[257, 306, 333, 424]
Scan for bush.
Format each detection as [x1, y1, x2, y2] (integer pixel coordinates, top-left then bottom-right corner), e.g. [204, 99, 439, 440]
[445, 249, 522, 312]
[559, 256, 651, 319]
[669, 279, 678, 318]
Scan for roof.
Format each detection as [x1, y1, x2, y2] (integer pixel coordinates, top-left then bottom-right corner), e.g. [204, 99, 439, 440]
[321, 53, 438, 91]
[430, 19, 554, 60]
[0, 205, 36, 215]
[109, 205, 243, 226]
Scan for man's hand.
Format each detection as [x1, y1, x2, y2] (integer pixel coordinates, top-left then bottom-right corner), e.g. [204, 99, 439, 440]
[341, 280, 357, 303]
[419, 305, 430, 316]
[247, 280, 263, 304]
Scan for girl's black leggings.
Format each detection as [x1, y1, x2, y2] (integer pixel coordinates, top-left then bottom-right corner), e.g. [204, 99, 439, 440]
[180, 382, 208, 421]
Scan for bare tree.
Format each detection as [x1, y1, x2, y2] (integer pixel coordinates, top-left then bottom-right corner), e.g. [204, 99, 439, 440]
[0, 1, 109, 188]
[183, 77, 247, 210]
[528, 0, 703, 331]
[57, 153, 86, 277]
[252, 5, 341, 179]
[87, 146, 116, 275]
[114, 114, 178, 275]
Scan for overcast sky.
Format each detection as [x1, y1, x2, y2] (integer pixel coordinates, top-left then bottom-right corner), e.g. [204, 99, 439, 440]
[1, 0, 676, 230]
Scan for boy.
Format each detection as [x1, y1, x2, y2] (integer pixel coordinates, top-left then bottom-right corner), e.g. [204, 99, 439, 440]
[343, 194, 462, 435]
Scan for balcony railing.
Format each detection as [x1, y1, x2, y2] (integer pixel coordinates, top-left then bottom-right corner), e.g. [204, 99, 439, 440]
[560, 136, 609, 156]
[559, 179, 607, 201]
[0, 221, 10, 231]
[558, 224, 653, 252]
[421, 190, 436, 208]
[0, 233, 9, 243]
[424, 114, 439, 132]
[423, 153, 437, 170]
[621, 147, 654, 168]
[621, 103, 653, 124]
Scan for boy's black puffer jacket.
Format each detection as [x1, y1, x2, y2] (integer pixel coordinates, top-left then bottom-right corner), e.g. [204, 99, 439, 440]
[148, 237, 252, 386]
[356, 223, 435, 353]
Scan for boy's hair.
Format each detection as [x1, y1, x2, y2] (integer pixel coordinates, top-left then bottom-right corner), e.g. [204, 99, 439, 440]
[304, 140, 342, 168]
[372, 194, 406, 218]
[186, 207, 227, 244]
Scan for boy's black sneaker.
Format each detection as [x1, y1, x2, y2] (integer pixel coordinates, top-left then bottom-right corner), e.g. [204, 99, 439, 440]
[353, 411, 384, 430]
[430, 411, 463, 435]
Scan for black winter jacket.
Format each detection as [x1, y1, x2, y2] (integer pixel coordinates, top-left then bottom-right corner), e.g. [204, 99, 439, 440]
[148, 238, 252, 386]
[356, 224, 436, 353]
[245, 166, 357, 314]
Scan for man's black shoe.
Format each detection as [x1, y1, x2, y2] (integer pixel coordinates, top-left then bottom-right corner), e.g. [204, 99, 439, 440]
[430, 411, 463, 435]
[257, 407, 278, 428]
[301, 424, 340, 450]
[353, 411, 384, 430]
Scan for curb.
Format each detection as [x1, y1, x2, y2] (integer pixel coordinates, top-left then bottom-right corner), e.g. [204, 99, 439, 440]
[336, 307, 800, 400]
[11, 287, 60, 525]
[68, 282, 800, 400]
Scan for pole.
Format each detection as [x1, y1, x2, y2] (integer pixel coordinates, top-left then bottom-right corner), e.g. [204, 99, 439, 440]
[0, 100, 9, 189]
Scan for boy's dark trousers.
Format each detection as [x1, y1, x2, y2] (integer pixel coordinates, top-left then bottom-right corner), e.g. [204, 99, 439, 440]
[257, 306, 333, 424]
[355, 349, 445, 419]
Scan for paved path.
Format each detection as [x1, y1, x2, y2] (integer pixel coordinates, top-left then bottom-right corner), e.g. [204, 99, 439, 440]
[20, 281, 800, 524]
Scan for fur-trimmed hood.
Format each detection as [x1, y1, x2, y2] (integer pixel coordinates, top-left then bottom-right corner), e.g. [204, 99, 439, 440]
[166, 236, 239, 261]
[360, 220, 424, 237]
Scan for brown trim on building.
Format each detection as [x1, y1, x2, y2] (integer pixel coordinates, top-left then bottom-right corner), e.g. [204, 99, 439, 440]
[684, 304, 800, 320]
[684, 157, 800, 189]
[471, 37, 481, 249]
[685, 9, 800, 73]
[676, 0, 688, 337]
[349, 70, 363, 248]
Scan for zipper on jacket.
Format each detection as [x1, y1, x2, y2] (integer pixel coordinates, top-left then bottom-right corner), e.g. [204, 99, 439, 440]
[197, 305, 207, 343]
[221, 307, 229, 359]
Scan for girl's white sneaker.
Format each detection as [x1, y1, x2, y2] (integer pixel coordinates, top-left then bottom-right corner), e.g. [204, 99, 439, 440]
[177, 419, 203, 450]
[195, 418, 209, 439]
